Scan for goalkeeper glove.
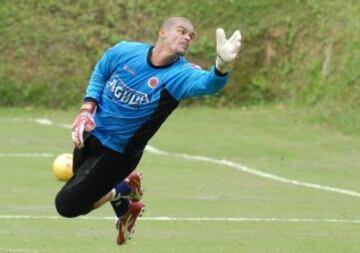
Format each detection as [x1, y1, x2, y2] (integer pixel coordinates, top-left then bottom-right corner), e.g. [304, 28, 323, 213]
[71, 101, 97, 148]
[215, 28, 242, 74]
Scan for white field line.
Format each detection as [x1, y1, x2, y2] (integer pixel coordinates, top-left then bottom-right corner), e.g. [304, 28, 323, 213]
[0, 119, 70, 158]
[5, 118, 360, 199]
[145, 146, 360, 198]
[31, 118, 72, 129]
[0, 153, 54, 158]
[1, 215, 360, 224]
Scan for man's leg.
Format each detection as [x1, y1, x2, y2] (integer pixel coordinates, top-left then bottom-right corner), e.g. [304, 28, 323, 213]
[55, 134, 141, 218]
[92, 170, 144, 210]
[110, 171, 145, 245]
[90, 171, 145, 245]
[94, 191, 113, 209]
[54, 134, 145, 245]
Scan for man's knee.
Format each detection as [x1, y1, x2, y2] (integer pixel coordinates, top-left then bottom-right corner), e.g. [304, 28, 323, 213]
[55, 191, 92, 218]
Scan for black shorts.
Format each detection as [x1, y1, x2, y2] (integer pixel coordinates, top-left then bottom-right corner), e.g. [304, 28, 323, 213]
[55, 134, 142, 218]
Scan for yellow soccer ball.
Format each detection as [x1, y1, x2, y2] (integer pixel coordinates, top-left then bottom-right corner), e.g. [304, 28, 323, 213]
[53, 153, 74, 181]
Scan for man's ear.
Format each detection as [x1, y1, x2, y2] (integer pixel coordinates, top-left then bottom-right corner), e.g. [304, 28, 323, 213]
[159, 28, 167, 39]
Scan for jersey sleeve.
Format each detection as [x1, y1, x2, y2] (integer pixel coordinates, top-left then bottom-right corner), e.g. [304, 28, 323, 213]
[175, 64, 230, 100]
[84, 43, 123, 102]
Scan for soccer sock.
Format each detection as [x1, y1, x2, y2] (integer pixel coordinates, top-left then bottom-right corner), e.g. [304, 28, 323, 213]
[111, 180, 132, 201]
[110, 180, 132, 217]
[110, 198, 129, 217]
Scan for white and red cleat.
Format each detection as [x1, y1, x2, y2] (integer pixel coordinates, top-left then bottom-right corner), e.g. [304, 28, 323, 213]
[126, 171, 144, 202]
[116, 200, 145, 245]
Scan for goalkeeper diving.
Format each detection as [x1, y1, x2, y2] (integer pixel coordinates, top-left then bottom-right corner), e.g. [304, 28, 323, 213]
[55, 16, 242, 245]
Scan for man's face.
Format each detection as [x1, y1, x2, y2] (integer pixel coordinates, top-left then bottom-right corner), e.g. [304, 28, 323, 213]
[161, 21, 195, 56]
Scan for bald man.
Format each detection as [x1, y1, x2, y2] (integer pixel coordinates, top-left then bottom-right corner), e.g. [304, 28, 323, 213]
[55, 16, 241, 245]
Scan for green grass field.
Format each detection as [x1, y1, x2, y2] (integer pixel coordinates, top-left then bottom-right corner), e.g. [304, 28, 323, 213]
[1, 107, 360, 253]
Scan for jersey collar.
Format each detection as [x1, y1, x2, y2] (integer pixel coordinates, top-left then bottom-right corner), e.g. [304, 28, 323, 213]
[147, 46, 180, 69]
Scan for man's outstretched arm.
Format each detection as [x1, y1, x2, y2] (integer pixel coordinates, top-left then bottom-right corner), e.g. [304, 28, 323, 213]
[179, 28, 242, 99]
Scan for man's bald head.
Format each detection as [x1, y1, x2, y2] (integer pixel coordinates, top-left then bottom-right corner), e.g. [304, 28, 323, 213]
[161, 17, 194, 30]
[159, 16, 195, 41]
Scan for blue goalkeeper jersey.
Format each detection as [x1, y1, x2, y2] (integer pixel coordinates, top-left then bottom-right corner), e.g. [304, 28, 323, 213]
[84, 41, 229, 156]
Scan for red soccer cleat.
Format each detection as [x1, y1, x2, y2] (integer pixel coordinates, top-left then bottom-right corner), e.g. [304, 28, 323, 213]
[126, 171, 144, 202]
[116, 200, 145, 245]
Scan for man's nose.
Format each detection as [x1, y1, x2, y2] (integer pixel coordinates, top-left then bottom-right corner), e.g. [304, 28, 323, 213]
[184, 34, 192, 42]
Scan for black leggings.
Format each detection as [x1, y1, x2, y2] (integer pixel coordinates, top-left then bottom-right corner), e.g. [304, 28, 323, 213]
[55, 134, 142, 218]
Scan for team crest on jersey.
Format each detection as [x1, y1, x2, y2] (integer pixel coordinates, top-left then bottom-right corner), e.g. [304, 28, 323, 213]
[147, 77, 159, 89]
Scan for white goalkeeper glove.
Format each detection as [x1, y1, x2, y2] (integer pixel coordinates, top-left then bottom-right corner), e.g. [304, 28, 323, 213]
[215, 28, 242, 74]
[71, 101, 97, 148]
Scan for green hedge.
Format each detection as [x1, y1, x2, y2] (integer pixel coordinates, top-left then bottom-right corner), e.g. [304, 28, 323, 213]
[0, 0, 359, 109]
